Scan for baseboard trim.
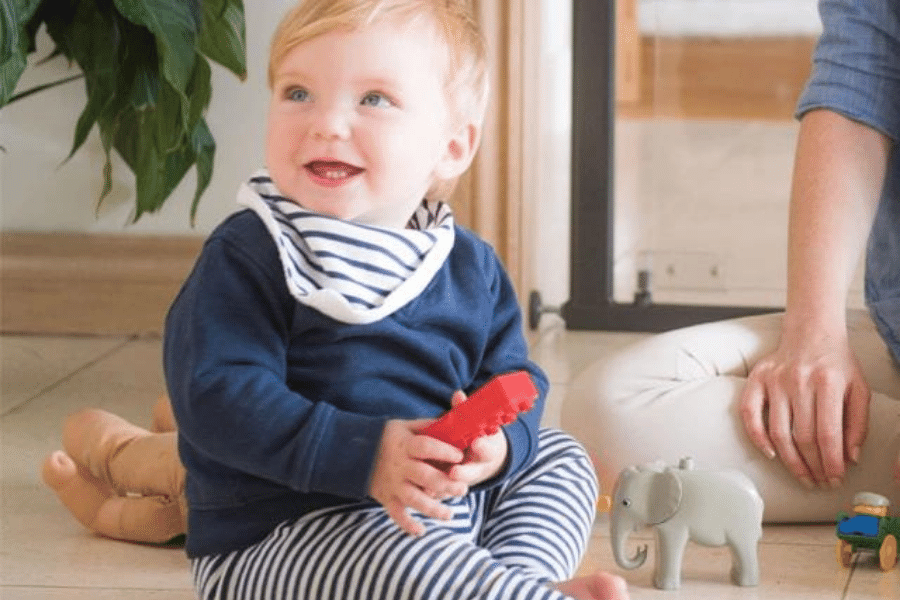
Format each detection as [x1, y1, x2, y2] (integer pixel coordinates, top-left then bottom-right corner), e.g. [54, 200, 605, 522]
[1, 232, 204, 336]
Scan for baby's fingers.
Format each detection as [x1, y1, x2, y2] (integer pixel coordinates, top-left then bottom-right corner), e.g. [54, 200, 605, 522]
[408, 460, 467, 498]
[409, 426, 465, 466]
[384, 498, 425, 537]
[387, 486, 456, 536]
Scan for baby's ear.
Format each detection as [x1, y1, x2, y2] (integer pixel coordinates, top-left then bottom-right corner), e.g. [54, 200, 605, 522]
[435, 122, 481, 180]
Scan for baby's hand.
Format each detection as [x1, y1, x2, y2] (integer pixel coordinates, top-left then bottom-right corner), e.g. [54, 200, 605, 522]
[449, 431, 509, 486]
[446, 391, 509, 487]
[369, 419, 468, 536]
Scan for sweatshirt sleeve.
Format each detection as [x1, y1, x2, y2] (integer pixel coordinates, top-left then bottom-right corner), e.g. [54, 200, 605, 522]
[471, 248, 549, 484]
[164, 220, 386, 500]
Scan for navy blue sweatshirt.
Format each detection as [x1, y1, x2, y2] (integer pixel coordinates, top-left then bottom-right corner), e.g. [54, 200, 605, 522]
[163, 210, 548, 558]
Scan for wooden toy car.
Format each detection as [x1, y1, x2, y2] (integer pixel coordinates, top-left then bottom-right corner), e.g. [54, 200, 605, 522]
[835, 491, 899, 571]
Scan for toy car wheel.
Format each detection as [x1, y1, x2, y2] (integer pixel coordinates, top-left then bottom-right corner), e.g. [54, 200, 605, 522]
[836, 540, 853, 568]
[879, 534, 897, 571]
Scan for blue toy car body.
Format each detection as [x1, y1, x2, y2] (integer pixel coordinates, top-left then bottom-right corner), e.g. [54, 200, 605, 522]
[835, 498, 899, 572]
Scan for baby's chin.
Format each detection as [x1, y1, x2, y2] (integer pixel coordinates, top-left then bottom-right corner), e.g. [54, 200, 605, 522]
[350, 204, 421, 229]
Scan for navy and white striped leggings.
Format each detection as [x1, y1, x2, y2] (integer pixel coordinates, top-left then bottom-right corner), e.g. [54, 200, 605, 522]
[192, 429, 598, 600]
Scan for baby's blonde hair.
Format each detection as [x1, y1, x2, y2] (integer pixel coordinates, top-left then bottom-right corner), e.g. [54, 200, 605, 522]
[268, 0, 489, 140]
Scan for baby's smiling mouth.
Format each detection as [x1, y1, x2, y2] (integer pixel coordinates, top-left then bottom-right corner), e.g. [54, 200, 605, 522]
[305, 160, 364, 181]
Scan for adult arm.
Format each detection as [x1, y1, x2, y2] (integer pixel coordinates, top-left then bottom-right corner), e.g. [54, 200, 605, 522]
[740, 109, 890, 487]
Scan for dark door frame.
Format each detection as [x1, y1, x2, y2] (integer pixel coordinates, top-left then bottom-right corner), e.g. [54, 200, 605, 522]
[557, 0, 777, 332]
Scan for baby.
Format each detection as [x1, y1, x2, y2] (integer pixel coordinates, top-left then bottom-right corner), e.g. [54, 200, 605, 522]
[54, 1, 630, 598]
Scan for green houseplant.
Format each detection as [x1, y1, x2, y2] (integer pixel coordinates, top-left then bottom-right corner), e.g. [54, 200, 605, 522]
[0, 0, 246, 222]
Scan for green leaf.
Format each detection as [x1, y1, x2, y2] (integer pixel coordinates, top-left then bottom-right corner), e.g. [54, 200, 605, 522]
[1, 0, 21, 66]
[0, 0, 42, 106]
[112, 77, 193, 220]
[58, 2, 125, 161]
[0, 52, 27, 105]
[7, 0, 247, 223]
[32, 0, 79, 61]
[134, 141, 194, 220]
[153, 73, 187, 152]
[112, 0, 198, 97]
[128, 61, 161, 111]
[189, 117, 215, 224]
[107, 103, 139, 171]
[185, 54, 211, 131]
[96, 122, 116, 212]
[198, 0, 245, 80]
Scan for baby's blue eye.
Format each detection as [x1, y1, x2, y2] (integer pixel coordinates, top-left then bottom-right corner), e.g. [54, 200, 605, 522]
[287, 88, 310, 102]
[361, 92, 392, 108]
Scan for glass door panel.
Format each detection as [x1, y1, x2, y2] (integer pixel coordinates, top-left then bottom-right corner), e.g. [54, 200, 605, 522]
[609, 1, 854, 310]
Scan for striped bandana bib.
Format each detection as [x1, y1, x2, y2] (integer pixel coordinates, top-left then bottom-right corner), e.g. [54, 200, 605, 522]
[237, 170, 455, 324]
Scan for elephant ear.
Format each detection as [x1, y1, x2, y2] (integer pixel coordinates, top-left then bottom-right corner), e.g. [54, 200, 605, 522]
[647, 469, 682, 524]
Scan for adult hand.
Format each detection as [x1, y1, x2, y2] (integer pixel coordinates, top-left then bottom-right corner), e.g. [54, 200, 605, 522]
[894, 452, 900, 486]
[740, 327, 870, 489]
[369, 419, 468, 536]
[748, 110, 887, 490]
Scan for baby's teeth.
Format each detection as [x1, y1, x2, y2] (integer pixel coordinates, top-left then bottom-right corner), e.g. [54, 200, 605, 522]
[326, 170, 347, 179]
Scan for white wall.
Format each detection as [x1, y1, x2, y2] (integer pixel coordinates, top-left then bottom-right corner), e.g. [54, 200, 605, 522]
[0, 2, 297, 235]
[523, 0, 573, 310]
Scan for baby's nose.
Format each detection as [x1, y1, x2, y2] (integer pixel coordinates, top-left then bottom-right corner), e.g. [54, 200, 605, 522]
[311, 104, 352, 140]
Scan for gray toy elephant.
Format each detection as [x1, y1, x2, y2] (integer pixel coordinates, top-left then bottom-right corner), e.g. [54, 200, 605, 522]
[610, 457, 763, 590]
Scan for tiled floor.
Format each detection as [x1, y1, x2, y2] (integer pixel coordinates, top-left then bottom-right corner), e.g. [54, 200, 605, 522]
[3, 323, 898, 599]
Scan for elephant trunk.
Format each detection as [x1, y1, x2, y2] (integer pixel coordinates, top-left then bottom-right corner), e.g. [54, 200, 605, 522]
[610, 513, 648, 570]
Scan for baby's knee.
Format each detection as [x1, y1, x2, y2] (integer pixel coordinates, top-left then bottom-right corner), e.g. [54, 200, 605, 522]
[539, 428, 593, 462]
[535, 428, 599, 493]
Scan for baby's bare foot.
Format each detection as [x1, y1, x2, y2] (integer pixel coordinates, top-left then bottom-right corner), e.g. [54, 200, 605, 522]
[42, 450, 78, 489]
[554, 570, 630, 600]
[151, 395, 177, 433]
[42, 450, 114, 532]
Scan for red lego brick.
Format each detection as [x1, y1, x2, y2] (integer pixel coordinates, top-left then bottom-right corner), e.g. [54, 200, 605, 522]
[422, 371, 538, 450]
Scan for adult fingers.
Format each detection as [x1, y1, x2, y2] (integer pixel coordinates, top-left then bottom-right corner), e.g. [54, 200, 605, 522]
[815, 378, 846, 486]
[789, 387, 826, 487]
[843, 378, 870, 466]
[893, 452, 900, 483]
[767, 385, 815, 489]
[775, 365, 827, 486]
[739, 376, 776, 459]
